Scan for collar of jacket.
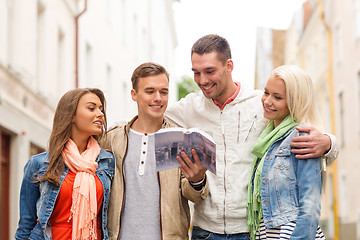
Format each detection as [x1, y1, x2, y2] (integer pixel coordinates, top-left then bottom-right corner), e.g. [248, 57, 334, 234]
[205, 85, 263, 109]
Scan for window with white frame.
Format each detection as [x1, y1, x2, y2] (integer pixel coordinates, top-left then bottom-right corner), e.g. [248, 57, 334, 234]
[325, 96, 332, 133]
[354, 0, 360, 38]
[85, 42, 93, 87]
[36, 2, 45, 94]
[334, 24, 344, 65]
[358, 72, 360, 136]
[105, 64, 112, 99]
[5, 0, 14, 65]
[57, 29, 65, 95]
[321, 27, 328, 72]
[338, 171, 349, 221]
[338, 90, 345, 147]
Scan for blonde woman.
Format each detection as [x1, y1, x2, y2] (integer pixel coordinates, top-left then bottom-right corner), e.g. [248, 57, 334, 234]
[15, 88, 115, 240]
[247, 65, 326, 239]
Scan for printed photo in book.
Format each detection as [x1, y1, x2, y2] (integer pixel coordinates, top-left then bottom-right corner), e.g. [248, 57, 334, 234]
[155, 127, 216, 175]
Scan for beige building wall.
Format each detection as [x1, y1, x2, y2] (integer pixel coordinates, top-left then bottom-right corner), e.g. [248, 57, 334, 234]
[0, 0, 78, 238]
[0, 0, 178, 238]
[284, 0, 360, 239]
[285, 2, 338, 239]
[78, 0, 178, 126]
[326, 0, 360, 238]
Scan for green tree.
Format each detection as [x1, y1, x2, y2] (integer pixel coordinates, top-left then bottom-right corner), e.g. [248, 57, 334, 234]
[177, 75, 200, 100]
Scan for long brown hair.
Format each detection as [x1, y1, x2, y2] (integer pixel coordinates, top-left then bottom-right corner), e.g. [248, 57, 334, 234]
[39, 88, 107, 186]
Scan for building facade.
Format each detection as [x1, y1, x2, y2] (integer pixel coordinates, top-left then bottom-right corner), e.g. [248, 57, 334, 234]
[254, 27, 286, 90]
[0, 0, 178, 238]
[257, 0, 360, 239]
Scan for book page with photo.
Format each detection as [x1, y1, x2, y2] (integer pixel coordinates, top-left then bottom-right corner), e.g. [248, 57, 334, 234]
[155, 127, 216, 174]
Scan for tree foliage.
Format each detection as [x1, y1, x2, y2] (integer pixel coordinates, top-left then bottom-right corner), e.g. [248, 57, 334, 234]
[177, 75, 200, 100]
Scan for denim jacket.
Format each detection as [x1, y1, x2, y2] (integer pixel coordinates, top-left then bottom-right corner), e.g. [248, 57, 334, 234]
[260, 127, 322, 239]
[15, 150, 115, 240]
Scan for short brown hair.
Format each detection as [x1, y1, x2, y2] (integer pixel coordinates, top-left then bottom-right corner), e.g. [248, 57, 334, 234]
[131, 62, 169, 90]
[191, 34, 232, 65]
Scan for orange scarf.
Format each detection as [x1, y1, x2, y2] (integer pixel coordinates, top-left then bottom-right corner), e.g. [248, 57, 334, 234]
[61, 137, 101, 240]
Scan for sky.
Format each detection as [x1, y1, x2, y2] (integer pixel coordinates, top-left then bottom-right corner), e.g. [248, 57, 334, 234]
[173, 0, 306, 89]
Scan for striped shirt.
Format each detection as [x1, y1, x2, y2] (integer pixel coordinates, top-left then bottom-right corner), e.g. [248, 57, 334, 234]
[256, 219, 326, 240]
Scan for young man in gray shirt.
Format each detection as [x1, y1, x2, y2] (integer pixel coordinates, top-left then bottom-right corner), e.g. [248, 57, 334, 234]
[102, 62, 209, 240]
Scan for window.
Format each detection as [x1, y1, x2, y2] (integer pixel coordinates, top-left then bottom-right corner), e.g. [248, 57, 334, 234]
[57, 29, 65, 95]
[30, 143, 45, 157]
[120, 0, 126, 44]
[324, 96, 332, 132]
[334, 24, 344, 65]
[338, 91, 345, 147]
[36, 2, 45, 93]
[85, 42, 93, 87]
[321, 27, 328, 72]
[358, 72, 360, 136]
[6, 0, 15, 65]
[105, 64, 112, 100]
[338, 171, 349, 220]
[354, 0, 360, 38]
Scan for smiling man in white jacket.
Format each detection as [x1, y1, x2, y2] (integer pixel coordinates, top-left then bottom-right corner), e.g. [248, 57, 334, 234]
[165, 34, 338, 240]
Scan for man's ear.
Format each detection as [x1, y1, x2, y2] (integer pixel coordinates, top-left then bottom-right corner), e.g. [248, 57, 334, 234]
[131, 89, 137, 102]
[226, 59, 234, 73]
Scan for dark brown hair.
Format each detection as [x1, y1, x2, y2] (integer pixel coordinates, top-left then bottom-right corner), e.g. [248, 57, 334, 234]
[191, 34, 232, 65]
[39, 88, 107, 186]
[131, 62, 169, 90]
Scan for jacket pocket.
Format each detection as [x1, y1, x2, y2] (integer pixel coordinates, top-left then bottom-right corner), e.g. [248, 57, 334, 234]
[273, 146, 291, 169]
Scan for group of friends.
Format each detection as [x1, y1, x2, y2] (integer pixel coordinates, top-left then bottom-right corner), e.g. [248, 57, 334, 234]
[15, 34, 338, 240]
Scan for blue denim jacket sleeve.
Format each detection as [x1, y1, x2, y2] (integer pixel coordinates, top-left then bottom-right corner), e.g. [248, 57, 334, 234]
[290, 153, 322, 239]
[15, 155, 43, 239]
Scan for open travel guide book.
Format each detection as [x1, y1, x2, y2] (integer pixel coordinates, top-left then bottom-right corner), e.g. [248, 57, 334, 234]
[154, 127, 216, 175]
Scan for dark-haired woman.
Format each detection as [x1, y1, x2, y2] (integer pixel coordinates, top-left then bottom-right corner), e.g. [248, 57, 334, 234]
[15, 88, 115, 240]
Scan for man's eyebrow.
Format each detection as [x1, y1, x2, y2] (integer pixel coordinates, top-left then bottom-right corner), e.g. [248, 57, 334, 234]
[192, 67, 215, 72]
[144, 87, 155, 90]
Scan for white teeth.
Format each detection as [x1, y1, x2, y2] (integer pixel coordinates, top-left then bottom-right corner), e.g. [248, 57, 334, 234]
[203, 86, 212, 90]
[152, 106, 162, 108]
[265, 107, 274, 112]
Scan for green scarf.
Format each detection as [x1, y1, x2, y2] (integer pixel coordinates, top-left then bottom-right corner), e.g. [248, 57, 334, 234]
[247, 115, 297, 240]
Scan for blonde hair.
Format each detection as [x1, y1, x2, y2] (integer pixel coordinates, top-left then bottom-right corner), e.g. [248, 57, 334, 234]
[271, 65, 322, 129]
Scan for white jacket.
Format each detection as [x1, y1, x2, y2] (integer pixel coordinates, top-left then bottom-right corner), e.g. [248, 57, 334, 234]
[166, 85, 338, 234]
[166, 86, 268, 234]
